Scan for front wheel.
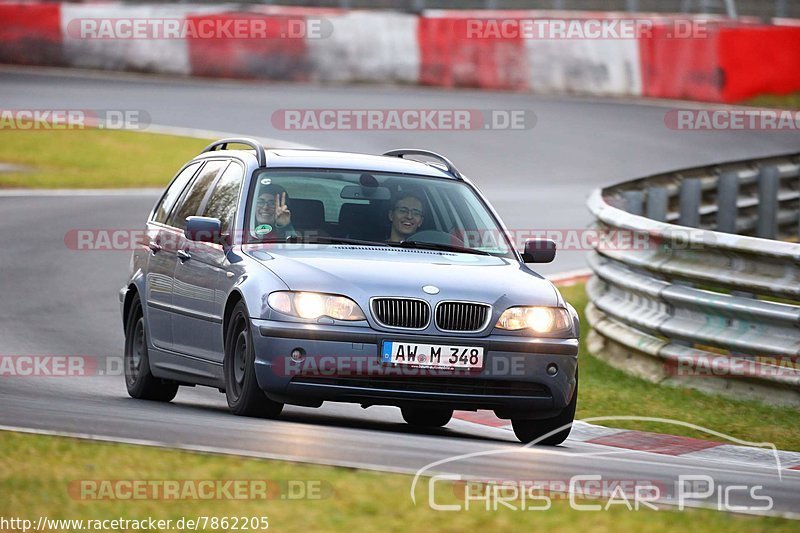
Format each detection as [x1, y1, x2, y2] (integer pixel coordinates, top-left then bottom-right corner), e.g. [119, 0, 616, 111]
[224, 301, 283, 418]
[511, 371, 578, 445]
[124, 293, 179, 402]
[401, 406, 453, 427]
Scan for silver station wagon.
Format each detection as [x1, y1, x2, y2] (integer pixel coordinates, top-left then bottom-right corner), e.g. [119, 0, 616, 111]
[121, 138, 579, 444]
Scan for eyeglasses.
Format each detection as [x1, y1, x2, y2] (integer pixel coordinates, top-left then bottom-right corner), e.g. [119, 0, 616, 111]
[256, 200, 277, 209]
[394, 206, 423, 218]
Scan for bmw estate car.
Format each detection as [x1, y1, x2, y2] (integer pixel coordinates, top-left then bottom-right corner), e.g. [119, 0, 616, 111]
[121, 138, 579, 444]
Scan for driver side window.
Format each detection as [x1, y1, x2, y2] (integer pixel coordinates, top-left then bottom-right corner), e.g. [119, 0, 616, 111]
[168, 160, 229, 230]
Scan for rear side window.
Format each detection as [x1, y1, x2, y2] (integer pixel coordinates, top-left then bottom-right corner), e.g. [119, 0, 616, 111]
[168, 160, 229, 230]
[152, 162, 201, 224]
[201, 162, 244, 235]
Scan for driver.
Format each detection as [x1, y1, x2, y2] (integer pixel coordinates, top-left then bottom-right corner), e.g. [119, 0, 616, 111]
[253, 184, 298, 240]
[388, 193, 425, 242]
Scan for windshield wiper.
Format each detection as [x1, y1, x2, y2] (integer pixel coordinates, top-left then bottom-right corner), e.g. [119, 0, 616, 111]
[390, 240, 491, 256]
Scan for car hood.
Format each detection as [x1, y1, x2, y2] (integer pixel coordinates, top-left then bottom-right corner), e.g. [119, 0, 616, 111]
[244, 245, 560, 308]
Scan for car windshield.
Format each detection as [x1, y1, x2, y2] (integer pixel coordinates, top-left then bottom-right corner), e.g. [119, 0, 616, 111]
[246, 169, 514, 258]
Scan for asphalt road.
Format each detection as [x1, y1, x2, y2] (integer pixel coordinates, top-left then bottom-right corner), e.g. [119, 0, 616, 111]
[1, 67, 799, 516]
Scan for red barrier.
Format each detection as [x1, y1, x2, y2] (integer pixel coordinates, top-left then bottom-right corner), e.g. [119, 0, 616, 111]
[186, 12, 309, 81]
[719, 25, 800, 102]
[0, 2, 64, 65]
[638, 23, 724, 102]
[418, 17, 528, 91]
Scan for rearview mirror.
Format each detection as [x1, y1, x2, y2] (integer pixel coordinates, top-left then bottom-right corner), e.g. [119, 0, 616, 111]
[340, 184, 391, 200]
[522, 238, 556, 263]
[185, 216, 223, 244]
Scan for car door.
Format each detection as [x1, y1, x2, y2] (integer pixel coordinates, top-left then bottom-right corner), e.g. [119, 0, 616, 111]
[145, 161, 202, 351]
[168, 159, 231, 360]
[192, 160, 246, 363]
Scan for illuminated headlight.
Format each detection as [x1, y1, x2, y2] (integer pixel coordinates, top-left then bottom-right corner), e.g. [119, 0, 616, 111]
[267, 291, 366, 321]
[495, 307, 572, 334]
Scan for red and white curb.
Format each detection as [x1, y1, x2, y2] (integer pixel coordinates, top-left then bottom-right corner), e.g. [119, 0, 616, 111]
[453, 412, 800, 472]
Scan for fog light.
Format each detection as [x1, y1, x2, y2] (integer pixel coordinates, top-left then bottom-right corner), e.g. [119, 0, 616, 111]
[546, 363, 558, 376]
[291, 348, 306, 362]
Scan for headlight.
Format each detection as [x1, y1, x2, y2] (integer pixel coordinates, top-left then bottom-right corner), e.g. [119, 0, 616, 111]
[267, 291, 366, 321]
[495, 306, 572, 334]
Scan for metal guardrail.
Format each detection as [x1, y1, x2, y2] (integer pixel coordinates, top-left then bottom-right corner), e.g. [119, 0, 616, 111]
[585, 153, 800, 406]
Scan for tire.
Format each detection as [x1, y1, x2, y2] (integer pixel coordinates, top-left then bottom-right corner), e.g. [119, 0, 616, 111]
[511, 371, 578, 446]
[401, 406, 453, 428]
[124, 293, 179, 402]
[224, 301, 283, 418]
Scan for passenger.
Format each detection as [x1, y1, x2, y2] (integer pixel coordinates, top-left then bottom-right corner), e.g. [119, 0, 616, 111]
[253, 184, 298, 240]
[388, 193, 425, 242]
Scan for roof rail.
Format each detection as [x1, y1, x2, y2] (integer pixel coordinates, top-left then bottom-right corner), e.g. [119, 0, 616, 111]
[201, 138, 267, 167]
[382, 149, 462, 179]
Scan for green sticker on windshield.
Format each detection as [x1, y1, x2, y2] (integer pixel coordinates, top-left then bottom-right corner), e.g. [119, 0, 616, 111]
[254, 224, 273, 236]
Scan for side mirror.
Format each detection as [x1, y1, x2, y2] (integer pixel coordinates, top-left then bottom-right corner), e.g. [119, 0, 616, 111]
[185, 216, 223, 244]
[522, 238, 556, 263]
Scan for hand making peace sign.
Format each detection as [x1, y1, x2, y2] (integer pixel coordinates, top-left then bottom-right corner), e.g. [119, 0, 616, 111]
[274, 192, 291, 228]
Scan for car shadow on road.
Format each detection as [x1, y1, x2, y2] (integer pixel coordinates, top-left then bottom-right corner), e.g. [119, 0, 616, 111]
[125, 390, 519, 445]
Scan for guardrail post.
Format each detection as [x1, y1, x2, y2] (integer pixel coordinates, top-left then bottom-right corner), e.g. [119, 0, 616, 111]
[679, 178, 702, 228]
[756, 166, 779, 239]
[622, 191, 644, 216]
[716, 171, 739, 233]
[646, 187, 668, 222]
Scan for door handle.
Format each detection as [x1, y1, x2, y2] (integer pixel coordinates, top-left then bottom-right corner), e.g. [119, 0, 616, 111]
[148, 241, 162, 254]
[177, 249, 191, 263]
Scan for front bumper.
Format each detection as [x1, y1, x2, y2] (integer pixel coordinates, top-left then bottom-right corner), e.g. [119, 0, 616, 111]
[252, 319, 578, 419]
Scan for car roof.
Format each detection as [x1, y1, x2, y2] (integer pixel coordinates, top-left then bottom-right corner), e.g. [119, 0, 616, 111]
[197, 148, 457, 180]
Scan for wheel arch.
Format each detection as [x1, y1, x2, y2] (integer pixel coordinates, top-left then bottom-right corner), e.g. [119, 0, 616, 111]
[122, 283, 140, 328]
[222, 290, 245, 344]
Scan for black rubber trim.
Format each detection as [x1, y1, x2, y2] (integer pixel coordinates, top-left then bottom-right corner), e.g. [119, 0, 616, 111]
[148, 301, 223, 324]
[259, 326, 377, 344]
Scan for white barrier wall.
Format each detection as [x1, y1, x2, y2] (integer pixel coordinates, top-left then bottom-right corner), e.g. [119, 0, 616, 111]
[306, 11, 419, 84]
[60, 3, 226, 75]
[525, 38, 643, 96]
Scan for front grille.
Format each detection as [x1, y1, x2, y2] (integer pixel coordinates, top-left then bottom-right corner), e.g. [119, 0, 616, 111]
[292, 375, 550, 398]
[371, 298, 430, 329]
[435, 302, 491, 332]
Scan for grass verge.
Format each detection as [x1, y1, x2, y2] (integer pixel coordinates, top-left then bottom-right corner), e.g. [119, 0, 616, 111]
[0, 129, 208, 188]
[0, 431, 795, 532]
[560, 283, 800, 452]
[744, 93, 800, 109]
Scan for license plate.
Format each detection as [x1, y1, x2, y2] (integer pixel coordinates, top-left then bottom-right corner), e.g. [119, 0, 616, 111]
[381, 341, 484, 369]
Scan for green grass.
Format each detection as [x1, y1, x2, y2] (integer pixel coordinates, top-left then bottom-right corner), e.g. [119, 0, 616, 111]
[744, 92, 800, 109]
[0, 129, 209, 188]
[0, 431, 795, 532]
[560, 283, 800, 452]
